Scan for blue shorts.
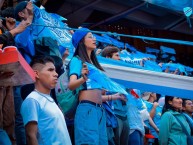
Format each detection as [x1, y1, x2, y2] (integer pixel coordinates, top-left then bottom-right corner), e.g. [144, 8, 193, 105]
[74, 101, 108, 145]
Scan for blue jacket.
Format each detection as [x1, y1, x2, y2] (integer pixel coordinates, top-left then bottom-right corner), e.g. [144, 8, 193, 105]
[159, 110, 191, 145]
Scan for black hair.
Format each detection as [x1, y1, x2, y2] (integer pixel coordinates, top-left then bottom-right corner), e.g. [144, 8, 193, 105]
[30, 55, 55, 67]
[0, 7, 15, 26]
[182, 99, 190, 107]
[73, 39, 104, 71]
[1, 7, 15, 18]
[162, 95, 182, 115]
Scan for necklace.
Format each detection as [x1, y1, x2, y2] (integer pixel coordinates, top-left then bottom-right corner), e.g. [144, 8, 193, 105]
[34, 89, 55, 103]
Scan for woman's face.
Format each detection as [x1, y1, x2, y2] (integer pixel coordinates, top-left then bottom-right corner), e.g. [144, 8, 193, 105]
[169, 97, 182, 110]
[84, 32, 96, 50]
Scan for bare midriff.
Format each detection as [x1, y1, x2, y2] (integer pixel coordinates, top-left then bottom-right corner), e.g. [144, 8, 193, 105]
[79, 89, 102, 104]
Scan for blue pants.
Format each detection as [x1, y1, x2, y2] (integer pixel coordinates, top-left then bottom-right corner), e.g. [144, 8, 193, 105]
[128, 130, 144, 145]
[74, 102, 108, 145]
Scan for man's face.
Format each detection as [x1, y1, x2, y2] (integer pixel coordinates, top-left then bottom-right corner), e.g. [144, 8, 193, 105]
[37, 62, 58, 90]
[112, 52, 120, 60]
[19, 8, 29, 20]
[183, 100, 193, 114]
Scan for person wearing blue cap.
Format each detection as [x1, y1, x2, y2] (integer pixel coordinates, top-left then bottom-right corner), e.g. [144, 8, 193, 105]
[68, 28, 108, 145]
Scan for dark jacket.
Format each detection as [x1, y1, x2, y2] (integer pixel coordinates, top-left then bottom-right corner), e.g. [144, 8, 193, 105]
[0, 28, 15, 48]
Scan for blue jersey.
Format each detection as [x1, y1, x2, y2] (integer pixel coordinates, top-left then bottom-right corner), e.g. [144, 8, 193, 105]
[69, 57, 102, 90]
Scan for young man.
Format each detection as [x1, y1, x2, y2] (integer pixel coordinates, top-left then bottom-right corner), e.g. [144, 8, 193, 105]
[20, 56, 71, 145]
[101, 46, 129, 145]
[182, 99, 193, 135]
[182, 99, 193, 118]
[14, 1, 34, 64]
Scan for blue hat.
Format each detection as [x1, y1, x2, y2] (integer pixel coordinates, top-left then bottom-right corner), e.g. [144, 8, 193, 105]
[72, 28, 90, 49]
[14, 1, 28, 21]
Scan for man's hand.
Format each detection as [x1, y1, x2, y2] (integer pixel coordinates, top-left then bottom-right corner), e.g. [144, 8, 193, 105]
[16, 20, 31, 32]
[10, 19, 31, 36]
[5, 17, 16, 30]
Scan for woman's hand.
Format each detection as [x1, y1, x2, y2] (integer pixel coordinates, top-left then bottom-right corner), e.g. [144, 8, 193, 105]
[112, 93, 127, 102]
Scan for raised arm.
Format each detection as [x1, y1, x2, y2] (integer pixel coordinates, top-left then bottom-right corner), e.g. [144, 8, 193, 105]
[149, 102, 159, 118]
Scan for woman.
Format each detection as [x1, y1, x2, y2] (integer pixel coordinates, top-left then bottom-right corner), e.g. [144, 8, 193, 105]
[159, 96, 191, 145]
[68, 28, 108, 145]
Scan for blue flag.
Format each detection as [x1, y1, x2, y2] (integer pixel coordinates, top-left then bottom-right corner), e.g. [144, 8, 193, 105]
[32, 5, 73, 49]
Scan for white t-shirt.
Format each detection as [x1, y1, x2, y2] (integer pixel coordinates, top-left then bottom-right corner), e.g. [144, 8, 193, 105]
[21, 91, 71, 145]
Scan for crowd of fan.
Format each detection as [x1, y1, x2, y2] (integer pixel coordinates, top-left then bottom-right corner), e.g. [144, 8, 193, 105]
[0, 1, 193, 145]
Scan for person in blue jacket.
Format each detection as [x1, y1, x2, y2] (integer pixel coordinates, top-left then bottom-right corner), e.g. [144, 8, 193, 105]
[159, 96, 191, 145]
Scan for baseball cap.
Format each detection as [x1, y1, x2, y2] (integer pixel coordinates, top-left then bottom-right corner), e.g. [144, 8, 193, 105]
[14, 1, 28, 21]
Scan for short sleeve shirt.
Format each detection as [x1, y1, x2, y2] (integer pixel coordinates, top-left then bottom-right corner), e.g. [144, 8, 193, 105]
[69, 57, 102, 90]
[20, 91, 72, 145]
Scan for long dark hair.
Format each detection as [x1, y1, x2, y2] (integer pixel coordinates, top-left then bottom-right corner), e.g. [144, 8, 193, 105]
[162, 95, 181, 115]
[73, 39, 104, 71]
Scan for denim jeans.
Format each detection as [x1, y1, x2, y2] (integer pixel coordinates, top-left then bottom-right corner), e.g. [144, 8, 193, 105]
[14, 86, 26, 145]
[0, 129, 12, 145]
[75, 103, 108, 145]
[129, 130, 144, 145]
